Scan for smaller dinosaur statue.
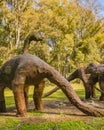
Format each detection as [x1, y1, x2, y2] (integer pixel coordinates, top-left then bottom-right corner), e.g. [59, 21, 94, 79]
[43, 67, 98, 99]
[86, 63, 104, 100]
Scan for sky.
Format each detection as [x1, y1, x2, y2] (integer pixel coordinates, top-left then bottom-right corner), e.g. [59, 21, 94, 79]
[99, 0, 104, 17]
[99, 0, 104, 5]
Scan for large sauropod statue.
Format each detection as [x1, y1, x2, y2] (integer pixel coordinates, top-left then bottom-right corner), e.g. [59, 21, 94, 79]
[0, 54, 104, 117]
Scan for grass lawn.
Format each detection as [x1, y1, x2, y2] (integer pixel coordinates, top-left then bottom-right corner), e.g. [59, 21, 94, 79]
[4, 82, 101, 105]
[0, 82, 103, 130]
[0, 117, 104, 130]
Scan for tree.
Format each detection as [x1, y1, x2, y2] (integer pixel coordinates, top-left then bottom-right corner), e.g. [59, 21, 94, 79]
[0, 0, 36, 63]
[33, 0, 104, 72]
[0, 0, 104, 74]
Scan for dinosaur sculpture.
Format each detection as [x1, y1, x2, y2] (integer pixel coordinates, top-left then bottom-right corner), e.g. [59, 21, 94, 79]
[22, 31, 43, 53]
[43, 67, 98, 99]
[66, 67, 97, 99]
[86, 63, 104, 100]
[0, 54, 104, 117]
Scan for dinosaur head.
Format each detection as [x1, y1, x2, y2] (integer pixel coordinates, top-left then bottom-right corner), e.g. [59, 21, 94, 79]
[85, 63, 97, 74]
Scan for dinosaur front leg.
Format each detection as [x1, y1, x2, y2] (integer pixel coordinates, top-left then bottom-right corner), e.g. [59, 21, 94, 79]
[0, 87, 6, 112]
[84, 85, 92, 99]
[12, 74, 27, 117]
[12, 84, 27, 117]
[84, 83, 96, 99]
[33, 80, 45, 111]
[91, 85, 96, 98]
[99, 75, 104, 101]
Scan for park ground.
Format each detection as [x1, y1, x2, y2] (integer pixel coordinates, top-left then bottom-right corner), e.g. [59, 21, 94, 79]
[0, 82, 104, 130]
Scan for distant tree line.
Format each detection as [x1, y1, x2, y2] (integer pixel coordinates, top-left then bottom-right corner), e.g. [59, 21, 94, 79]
[0, 0, 104, 76]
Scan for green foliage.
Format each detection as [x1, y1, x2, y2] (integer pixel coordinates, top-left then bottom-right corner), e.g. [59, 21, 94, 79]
[0, 0, 104, 72]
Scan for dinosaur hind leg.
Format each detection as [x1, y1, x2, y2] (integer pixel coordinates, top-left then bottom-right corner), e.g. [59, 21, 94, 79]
[0, 87, 6, 112]
[33, 80, 45, 111]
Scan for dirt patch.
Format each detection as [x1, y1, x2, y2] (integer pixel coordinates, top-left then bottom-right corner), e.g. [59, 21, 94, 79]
[0, 98, 104, 123]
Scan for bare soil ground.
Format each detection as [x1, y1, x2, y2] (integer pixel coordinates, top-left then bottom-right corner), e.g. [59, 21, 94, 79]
[0, 98, 104, 124]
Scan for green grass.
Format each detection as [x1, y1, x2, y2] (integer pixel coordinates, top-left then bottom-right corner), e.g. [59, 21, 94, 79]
[43, 82, 101, 100]
[19, 121, 93, 130]
[0, 117, 104, 130]
[4, 83, 80, 106]
[0, 118, 21, 130]
[4, 83, 101, 106]
[20, 118, 104, 130]
[1, 83, 103, 130]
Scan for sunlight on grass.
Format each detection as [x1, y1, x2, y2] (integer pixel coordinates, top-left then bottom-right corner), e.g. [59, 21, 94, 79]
[43, 82, 101, 100]
[19, 118, 104, 130]
[0, 117, 104, 130]
[1, 83, 104, 130]
[4, 82, 101, 106]
[0, 118, 20, 130]
[4, 88, 14, 106]
[27, 110, 48, 116]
